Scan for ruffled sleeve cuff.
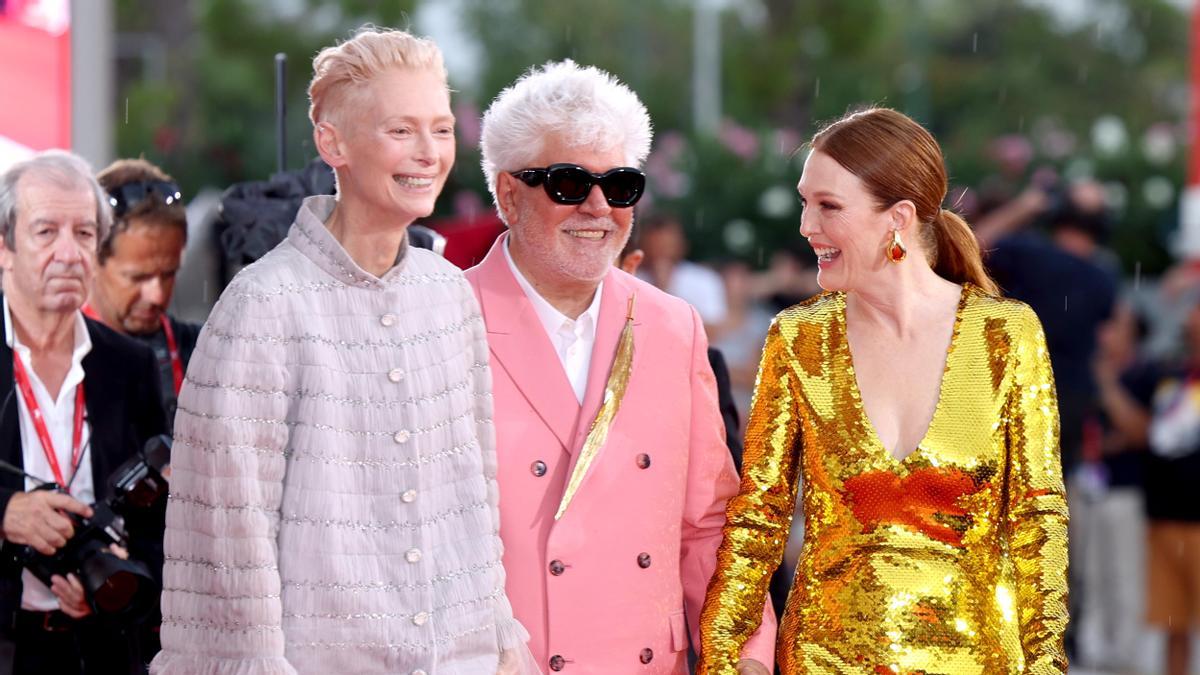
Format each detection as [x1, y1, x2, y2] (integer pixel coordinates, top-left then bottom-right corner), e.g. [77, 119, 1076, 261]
[495, 612, 531, 652]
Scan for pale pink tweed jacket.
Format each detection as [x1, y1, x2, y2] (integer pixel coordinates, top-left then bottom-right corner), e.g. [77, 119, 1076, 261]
[152, 196, 528, 675]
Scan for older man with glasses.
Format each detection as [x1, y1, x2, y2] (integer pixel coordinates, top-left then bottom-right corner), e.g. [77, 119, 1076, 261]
[466, 60, 776, 674]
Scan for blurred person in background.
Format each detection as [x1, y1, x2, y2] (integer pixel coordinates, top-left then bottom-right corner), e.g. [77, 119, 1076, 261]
[1074, 300, 1155, 672]
[0, 150, 167, 674]
[90, 159, 201, 428]
[699, 108, 1068, 673]
[976, 176, 1118, 477]
[709, 259, 775, 421]
[152, 27, 533, 674]
[1140, 295, 1200, 675]
[470, 59, 775, 674]
[637, 212, 728, 331]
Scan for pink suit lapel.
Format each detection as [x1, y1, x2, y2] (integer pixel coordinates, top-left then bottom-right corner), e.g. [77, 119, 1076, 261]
[473, 234, 581, 451]
[570, 269, 643, 456]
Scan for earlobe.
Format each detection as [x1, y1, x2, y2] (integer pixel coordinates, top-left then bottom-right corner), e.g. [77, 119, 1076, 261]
[314, 122, 347, 168]
[496, 173, 519, 223]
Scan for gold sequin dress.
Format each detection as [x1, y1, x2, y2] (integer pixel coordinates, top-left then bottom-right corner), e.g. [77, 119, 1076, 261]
[697, 284, 1069, 674]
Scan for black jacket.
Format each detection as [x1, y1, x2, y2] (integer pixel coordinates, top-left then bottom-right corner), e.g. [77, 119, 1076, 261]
[0, 306, 168, 659]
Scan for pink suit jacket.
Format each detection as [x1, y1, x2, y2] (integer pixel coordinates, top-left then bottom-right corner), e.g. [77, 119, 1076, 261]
[466, 235, 776, 674]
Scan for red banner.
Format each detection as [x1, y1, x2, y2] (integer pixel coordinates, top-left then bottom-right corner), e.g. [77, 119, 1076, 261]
[0, 4, 71, 153]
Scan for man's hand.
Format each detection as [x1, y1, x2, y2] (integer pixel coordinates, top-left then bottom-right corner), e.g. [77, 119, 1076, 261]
[50, 573, 91, 619]
[737, 659, 771, 675]
[1, 491, 92, 555]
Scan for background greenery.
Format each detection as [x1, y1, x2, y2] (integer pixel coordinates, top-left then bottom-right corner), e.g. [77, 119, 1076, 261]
[115, 0, 1189, 273]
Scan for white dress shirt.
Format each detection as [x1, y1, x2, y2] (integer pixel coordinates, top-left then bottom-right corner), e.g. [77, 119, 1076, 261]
[3, 297, 93, 611]
[504, 239, 601, 403]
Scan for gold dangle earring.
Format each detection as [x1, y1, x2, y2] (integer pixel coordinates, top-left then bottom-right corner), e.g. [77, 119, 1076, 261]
[887, 229, 907, 263]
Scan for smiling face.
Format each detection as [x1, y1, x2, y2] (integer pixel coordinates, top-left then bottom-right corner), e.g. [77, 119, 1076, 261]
[320, 66, 455, 226]
[796, 149, 899, 293]
[0, 174, 99, 314]
[498, 135, 634, 293]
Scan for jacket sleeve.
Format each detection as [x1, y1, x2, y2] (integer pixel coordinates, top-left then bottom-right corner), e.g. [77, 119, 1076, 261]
[1005, 306, 1070, 674]
[459, 280, 531, 656]
[697, 317, 801, 673]
[150, 280, 298, 675]
[681, 308, 777, 671]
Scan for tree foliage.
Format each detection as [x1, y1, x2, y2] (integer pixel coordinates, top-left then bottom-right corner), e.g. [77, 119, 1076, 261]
[115, 0, 1189, 272]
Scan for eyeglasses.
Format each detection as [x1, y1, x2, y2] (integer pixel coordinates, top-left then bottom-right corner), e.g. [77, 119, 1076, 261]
[510, 163, 646, 208]
[106, 180, 183, 218]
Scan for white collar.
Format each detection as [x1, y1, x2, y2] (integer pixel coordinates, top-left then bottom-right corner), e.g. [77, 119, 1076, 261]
[503, 236, 603, 337]
[4, 296, 92, 373]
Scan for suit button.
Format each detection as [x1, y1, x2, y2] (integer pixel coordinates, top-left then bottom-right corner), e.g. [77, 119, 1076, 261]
[640, 648, 654, 664]
[549, 655, 565, 671]
[636, 453, 651, 469]
[531, 460, 547, 477]
[549, 559, 565, 576]
[637, 552, 651, 569]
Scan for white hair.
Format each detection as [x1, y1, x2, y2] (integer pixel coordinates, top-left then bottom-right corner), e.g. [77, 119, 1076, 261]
[308, 24, 447, 126]
[479, 59, 653, 209]
[0, 150, 111, 250]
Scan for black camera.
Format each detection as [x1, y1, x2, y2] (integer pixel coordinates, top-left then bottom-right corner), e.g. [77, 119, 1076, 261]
[16, 435, 170, 618]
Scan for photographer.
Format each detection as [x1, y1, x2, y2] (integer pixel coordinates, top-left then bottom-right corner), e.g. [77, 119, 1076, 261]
[0, 151, 168, 674]
[89, 159, 200, 429]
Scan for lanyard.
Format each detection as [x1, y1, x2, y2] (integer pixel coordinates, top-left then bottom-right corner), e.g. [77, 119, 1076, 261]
[81, 305, 182, 395]
[159, 314, 183, 396]
[12, 351, 86, 490]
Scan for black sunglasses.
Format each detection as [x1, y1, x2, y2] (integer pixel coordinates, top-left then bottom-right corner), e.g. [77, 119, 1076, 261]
[510, 163, 646, 208]
[107, 180, 183, 218]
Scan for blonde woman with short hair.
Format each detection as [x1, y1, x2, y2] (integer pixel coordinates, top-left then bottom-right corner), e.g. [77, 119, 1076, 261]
[152, 26, 535, 674]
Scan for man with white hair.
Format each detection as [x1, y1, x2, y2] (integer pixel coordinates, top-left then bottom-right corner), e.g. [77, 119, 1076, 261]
[0, 150, 167, 674]
[466, 60, 776, 674]
[153, 27, 533, 674]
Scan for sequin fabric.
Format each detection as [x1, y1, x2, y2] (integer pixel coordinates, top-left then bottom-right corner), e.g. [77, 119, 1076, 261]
[697, 284, 1069, 674]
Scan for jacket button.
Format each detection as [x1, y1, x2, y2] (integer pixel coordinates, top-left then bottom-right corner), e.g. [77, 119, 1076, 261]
[549, 655, 565, 671]
[531, 460, 547, 477]
[637, 552, 651, 569]
[640, 648, 653, 664]
[549, 559, 565, 576]
[636, 453, 651, 469]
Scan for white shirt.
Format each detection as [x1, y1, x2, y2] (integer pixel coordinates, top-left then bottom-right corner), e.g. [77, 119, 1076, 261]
[3, 297, 93, 611]
[504, 239, 601, 403]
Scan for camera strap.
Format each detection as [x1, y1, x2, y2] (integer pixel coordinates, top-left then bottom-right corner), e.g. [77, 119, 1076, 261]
[81, 304, 183, 395]
[12, 351, 86, 491]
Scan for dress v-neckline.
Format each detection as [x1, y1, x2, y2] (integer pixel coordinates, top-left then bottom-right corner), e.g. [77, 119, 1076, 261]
[840, 283, 972, 464]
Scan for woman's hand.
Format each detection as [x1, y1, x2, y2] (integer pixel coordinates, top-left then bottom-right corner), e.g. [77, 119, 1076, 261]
[737, 658, 771, 675]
